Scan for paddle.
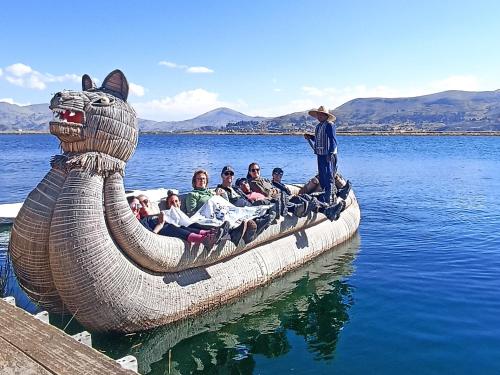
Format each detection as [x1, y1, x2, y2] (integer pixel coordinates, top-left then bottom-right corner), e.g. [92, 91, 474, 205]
[304, 135, 315, 151]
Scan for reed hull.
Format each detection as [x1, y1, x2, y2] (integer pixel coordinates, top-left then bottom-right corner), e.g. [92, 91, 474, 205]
[46, 169, 360, 332]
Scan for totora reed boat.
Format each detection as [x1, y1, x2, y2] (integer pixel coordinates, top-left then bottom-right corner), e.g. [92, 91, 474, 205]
[8, 70, 360, 333]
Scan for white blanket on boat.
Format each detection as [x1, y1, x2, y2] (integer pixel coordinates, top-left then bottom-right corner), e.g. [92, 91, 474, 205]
[190, 195, 271, 228]
[161, 207, 195, 227]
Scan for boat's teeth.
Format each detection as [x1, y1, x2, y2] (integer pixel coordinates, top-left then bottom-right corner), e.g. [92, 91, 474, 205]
[61, 118, 67, 123]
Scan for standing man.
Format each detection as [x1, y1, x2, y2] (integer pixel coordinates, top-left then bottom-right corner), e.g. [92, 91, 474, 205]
[304, 106, 337, 204]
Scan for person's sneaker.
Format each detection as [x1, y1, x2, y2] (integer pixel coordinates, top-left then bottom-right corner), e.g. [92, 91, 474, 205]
[213, 221, 231, 243]
[202, 232, 217, 249]
[255, 211, 275, 236]
[337, 180, 352, 200]
[310, 197, 327, 213]
[230, 221, 248, 246]
[293, 201, 308, 217]
[325, 201, 346, 221]
[243, 220, 258, 244]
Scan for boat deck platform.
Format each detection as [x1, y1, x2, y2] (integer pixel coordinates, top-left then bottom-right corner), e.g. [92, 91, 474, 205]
[0, 299, 133, 374]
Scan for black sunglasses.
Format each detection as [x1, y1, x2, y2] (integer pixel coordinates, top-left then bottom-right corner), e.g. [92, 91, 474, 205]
[251, 168, 260, 172]
[223, 171, 234, 176]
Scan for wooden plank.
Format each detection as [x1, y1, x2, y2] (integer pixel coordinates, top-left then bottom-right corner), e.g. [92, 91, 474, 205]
[0, 299, 133, 374]
[0, 337, 53, 375]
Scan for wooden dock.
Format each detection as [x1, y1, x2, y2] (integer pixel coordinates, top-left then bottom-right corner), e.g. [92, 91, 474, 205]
[0, 299, 134, 374]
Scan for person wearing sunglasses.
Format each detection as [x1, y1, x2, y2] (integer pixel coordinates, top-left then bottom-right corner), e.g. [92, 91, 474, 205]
[246, 163, 311, 218]
[271, 167, 291, 195]
[216, 165, 244, 205]
[246, 162, 281, 200]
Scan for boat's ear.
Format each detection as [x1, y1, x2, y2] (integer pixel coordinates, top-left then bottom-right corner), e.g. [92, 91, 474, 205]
[101, 69, 129, 101]
[82, 74, 96, 91]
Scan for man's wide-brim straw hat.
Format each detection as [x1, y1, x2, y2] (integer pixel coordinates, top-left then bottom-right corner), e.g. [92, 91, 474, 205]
[308, 106, 336, 121]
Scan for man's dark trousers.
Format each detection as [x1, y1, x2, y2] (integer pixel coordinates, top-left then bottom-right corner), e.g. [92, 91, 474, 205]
[317, 154, 337, 203]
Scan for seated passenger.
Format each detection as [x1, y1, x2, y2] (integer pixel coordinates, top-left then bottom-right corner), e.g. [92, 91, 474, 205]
[246, 162, 281, 200]
[246, 163, 309, 217]
[271, 168, 346, 221]
[185, 169, 227, 217]
[299, 173, 352, 201]
[185, 169, 275, 245]
[271, 167, 291, 195]
[127, 195, 222, 248]
[216, 165, 250, 207]
[164, 190, 230, 234]
[235, 177, 268, 203]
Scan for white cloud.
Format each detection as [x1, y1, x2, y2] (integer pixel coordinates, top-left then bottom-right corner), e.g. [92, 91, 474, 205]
[132, 88, 240, 121]
[248, 74, 493, 118]
[159, 61, 185, 69]
[6, 63, 33, 76]
[0, 98, 30, 106]
[248, 98, 317, 118]
[159, 60, 214, 74]
[0, 67, 3, 77]
[1, 63, 80, 90]
[186, 66, 214, 74]
[298, 75, 491, 110]
[129, 82, 145, 97]
[428, 75, 480, 92]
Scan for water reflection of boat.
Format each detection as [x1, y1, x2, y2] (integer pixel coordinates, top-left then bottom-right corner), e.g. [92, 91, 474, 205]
[98, 234, 360, 375]
[8, 70, 361, 333]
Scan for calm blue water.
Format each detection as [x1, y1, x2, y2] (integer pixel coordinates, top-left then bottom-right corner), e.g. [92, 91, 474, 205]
[1, 134, 500, 374]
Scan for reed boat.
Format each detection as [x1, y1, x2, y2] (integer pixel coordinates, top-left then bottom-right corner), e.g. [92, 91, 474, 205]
[8, 70, 360, 333]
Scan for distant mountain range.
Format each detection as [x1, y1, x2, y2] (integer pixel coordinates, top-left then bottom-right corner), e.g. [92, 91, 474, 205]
[138, 107, 268, 132]
[334, 90, 500, 132]
[1, 89, 500, 133]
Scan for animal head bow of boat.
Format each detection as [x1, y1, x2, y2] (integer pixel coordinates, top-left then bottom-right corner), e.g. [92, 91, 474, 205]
[49, 69, 138, 175]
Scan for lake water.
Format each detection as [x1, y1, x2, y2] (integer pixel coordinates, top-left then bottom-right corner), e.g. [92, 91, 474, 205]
[1, 134, 500, 374]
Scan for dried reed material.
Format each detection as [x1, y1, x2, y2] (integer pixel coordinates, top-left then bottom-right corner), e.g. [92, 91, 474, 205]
[9, 167, 68, 312]
[46, 167, 359, 332]
[53, 153, 126, 177]
[105, 172, 356, 273]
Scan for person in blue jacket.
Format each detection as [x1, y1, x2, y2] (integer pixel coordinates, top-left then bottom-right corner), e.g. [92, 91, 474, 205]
[304, 105, 338, 204]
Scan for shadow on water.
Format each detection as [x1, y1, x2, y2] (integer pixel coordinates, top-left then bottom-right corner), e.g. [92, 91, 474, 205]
[92, 233, 361, 375]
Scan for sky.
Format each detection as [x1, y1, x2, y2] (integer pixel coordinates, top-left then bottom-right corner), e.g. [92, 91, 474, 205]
[1, 0, 500, 121]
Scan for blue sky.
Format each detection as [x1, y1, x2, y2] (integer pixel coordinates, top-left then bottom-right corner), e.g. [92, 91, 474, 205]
[1, 0, 500, 120]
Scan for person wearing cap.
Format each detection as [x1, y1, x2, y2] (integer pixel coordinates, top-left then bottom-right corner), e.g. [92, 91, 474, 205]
[271, 167, 291, 195]
[304, 106, 338, 204]
[216, 165, 249, 207]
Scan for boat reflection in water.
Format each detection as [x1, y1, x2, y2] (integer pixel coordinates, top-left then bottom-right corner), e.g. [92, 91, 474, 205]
[92, 233, 360, 374]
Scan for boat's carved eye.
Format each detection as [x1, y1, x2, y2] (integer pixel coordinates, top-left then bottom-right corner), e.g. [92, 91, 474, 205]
[91, 95, 114, 107]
